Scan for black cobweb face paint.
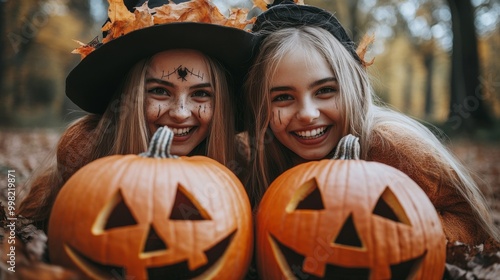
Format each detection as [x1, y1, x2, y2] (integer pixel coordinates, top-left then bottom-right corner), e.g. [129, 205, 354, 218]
[278, 110, 282, 125]
[157, 104, 161, 118]
[161, 65, 205, 81]
[177, 67, 188, 81]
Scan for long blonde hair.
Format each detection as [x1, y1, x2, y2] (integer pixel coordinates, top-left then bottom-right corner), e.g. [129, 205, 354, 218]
[244, 26, 499, 241]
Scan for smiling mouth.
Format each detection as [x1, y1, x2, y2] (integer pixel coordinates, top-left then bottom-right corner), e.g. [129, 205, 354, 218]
[157, 126, 195, 137]
[171, 127, 194, 137]
[293, 126, 328, 140]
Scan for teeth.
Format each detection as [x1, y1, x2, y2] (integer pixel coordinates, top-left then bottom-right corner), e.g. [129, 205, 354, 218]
[295, 127, 327, 138]
[171, 127, 192, 136]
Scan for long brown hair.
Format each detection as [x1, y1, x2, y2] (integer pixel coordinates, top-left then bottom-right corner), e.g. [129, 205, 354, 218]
[19, 52, 239, 231]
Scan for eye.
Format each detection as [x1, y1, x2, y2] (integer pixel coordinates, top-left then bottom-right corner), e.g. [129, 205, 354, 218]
[192, 90, 212, 99]
[272, 94, 293, 102]
[316, 86, 338, 96]
[148, 87, 169, 96]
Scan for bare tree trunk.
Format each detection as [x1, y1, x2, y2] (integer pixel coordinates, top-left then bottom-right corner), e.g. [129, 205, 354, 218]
[404, 64, 413, 112]
[0, 1, 5, 122]
[446, 0, 493, 131]
[424, 54, 433, 117]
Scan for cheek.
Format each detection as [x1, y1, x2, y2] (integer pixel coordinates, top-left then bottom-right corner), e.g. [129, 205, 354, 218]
[325, 100, 344, 129]
[145, 99, 166, 122]
[269, 107, 292, 132]
[195, 103, 214, 124]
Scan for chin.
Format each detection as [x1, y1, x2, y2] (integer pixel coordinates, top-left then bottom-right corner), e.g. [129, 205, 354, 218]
[170, 148, 191, 157]
[298, 153, 328, 161]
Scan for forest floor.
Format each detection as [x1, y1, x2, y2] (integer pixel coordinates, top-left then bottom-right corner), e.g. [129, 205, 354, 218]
[0, 129, 499, 278]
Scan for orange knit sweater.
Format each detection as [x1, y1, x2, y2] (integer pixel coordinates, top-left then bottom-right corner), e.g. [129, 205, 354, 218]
[367, 125, 490, 245]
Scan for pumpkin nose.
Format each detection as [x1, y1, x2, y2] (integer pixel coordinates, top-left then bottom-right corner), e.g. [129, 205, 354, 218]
[143, 225, 168, 253]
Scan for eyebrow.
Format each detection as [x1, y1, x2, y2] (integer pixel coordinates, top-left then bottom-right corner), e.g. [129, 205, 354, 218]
[146, 78, 212, 90]
[270, 77, 337, 93]
[310, 77, 337, 89]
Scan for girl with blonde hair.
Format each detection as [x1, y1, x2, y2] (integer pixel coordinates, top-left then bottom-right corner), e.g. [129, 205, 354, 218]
[244, 0, 499, 245]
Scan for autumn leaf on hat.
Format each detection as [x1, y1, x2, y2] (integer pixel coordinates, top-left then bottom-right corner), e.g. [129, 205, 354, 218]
[71, 37, 102, 59]
[72, 0, 255, 59]
[253, 0, 304, 10]
[356, 34, 375, 67]
[154, 0, 253, 29]
[102, 0, 154, 43]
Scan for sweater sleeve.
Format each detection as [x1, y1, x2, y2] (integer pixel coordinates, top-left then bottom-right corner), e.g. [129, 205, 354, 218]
[366, 126, 490, 245]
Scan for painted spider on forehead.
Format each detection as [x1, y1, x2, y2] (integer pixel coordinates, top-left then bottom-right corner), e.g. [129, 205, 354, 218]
[162, 65, 205, 81]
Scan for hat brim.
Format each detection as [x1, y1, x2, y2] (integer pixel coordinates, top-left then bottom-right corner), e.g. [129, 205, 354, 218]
[66, 22, 255, 114]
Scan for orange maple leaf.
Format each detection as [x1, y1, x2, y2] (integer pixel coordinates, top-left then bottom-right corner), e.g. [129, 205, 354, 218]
[356, 33, 375, 67]
[74, 0, 255, 59]
[252, 0, 268, 11]
[102, 0, 136, 42]
[71, 40, 96, 59]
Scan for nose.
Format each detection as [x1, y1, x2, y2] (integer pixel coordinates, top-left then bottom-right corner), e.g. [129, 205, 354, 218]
[168, 99, 191, 122]
[296, 99, 320, 123]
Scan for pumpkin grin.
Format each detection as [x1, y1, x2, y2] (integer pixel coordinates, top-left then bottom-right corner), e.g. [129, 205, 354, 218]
[269, 233, 426, 279]
[64, 229, 237, 279]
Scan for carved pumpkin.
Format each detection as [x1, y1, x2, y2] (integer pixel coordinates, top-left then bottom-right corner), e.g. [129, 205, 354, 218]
[256, 136, 446, 280]
[48, 127, 253, 280]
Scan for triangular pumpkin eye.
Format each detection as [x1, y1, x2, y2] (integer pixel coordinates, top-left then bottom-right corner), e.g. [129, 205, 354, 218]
[333, 213, 363, 248]
[286, 178, 325, 212]
[169, 183, 211, 220]
[93, 189, 138, 233]
[372, 187, 411, 226]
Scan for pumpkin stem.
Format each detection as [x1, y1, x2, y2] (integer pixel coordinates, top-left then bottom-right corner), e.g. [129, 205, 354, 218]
[140, 126, 178, 158]
[332, 134, 360, 160]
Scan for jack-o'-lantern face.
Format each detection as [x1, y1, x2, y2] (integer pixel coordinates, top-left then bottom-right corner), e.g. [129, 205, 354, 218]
[49, 154, 253, 280]
[256, 160, 446, 280]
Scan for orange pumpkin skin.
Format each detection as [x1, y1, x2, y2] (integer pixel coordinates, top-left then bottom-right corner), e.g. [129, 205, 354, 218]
[256, 160, 446, 280]
[48, 154, 253, 280]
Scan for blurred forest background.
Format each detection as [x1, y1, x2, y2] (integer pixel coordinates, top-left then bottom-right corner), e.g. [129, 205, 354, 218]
[1, 0, 500, 202]
[1, 1, 499, 276]
[0, 0, 499, 137]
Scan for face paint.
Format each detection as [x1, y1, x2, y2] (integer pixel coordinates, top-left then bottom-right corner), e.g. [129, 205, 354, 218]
[162, 65, 205, 82]
[145, 49, 214, 156]
[177, 67, 188, 81]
